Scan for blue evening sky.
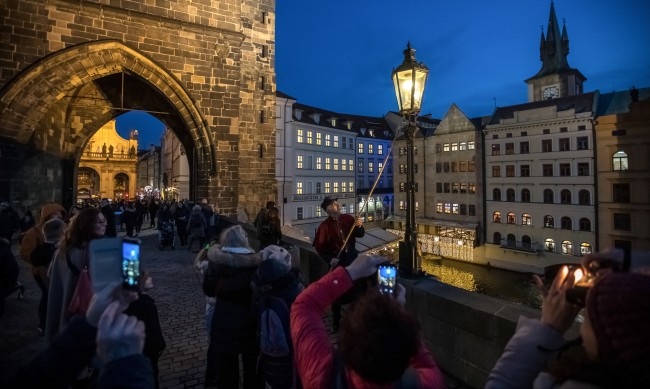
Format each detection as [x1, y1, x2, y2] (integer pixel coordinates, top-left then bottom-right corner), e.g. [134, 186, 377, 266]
[118, 0, 650, 146]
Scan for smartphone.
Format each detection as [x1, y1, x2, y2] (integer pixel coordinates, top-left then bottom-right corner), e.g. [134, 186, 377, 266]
[89, 238, 122, 293]
[121, 238, 141, 290]
[377, 264, 397, 296]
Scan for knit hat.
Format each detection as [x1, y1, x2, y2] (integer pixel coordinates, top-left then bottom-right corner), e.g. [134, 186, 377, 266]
[256, 245, 292, 284]
[320, 196, 337, 210]
[586, 272, 650, 374]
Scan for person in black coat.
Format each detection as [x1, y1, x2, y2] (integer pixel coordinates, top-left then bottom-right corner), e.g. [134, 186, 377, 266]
[173, 201, 190, 246]
[0, 237, 19, 318]
[258, 207, 282, 249]
[30, 218, 66, 334]
[122, 202, 138, 237]
[148, 200, 158, 228]
[100, 199, 117, 238]
[124, 271, 166, 389]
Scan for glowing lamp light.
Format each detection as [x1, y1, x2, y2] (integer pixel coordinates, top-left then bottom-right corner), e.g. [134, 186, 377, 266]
[391, 42, 429, 115]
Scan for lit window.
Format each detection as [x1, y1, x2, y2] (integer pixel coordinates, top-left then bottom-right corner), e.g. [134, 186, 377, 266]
[493, 212, 501, 223]
[378, 162, 383, 173]
[297, 155, 303, 169]
[443, 143, 450, 152]
[522, 213, 532, 225]
[333, 158, 339, 170]
[324, 182, 331, 193]
[378, 145, 383, 155]
[444, 203, 451, 213]
[316, 157, 322, 170]
[341, 182, 347, 192]
[459, 142, 467, 150]
[368, 144, 374, 154]
[544, 215, 554, 228]
[358, 161, 364, 173]
[545, 238, 555, 252]
[580, 243, 592, 255]
[451, 143, 458, 152]
[561, 240, 573, 255]
[349, 182, 354, 192]
[348, 160, 354, 171]
[468, 141, 475, 150]
[307, 131, 313, 144]
[507, 212, 516, 224]
[297, 129, 304, 143]
[296, 182, 303, 194]
[325, 158, 331, 170]
[436, 203, 443, 213]
[613, 151, 628, 171]
[316, 132, 322, 145]
[399, 201, 406, 210]
[452, 204, 459, 214]
[368, 162, 374, 173]
[333, 182, 339, 193]
[358, 142, 364, 154]
[325, 134, 331, 147]
[333, 136, 339, 148]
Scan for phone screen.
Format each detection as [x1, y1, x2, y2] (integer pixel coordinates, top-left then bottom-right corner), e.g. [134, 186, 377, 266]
[121, 239, 140, 290]
[377, 264, 397, 296]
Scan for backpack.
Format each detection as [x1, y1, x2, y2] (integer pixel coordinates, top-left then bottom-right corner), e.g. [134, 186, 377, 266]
[257, 295, 296, 388]
[258, 295, 291, 357]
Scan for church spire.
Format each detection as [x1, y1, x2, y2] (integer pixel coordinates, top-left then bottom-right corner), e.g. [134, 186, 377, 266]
[534, 1, 571, 77]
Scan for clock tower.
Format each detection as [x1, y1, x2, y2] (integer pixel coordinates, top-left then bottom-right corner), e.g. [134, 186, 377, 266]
[525, 2, 586, 102]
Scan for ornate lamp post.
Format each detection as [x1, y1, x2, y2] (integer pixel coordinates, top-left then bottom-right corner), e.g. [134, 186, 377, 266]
[392, 42, 429, 277]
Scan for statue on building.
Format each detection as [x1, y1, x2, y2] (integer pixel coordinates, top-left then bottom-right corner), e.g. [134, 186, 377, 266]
[102, 143, 107, 157]
[108, 145, 114, 158]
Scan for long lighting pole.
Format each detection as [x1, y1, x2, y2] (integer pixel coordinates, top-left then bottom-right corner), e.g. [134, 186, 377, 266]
[392, 42, 428, 277]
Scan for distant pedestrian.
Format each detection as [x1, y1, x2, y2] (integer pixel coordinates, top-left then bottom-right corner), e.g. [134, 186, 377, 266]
[30, 218, 65, 335]
[174, 201, 190, 246]
[254, 201, 276, 241]
[148, 199, 158, 228]
[187, 205, 207, 252]
[258, 207, 282, 249]
[18, 209, 35, 244]
[0, 202, 19, 242]
[122, 202, 138, 237]
[134, 198, 146, 236]
[100, 199, 117, 237]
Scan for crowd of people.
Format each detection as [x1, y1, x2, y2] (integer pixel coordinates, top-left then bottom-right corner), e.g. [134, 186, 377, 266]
[1, 196, 649, 388]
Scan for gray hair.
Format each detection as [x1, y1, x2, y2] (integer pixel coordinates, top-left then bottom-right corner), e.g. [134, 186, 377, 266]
[219, 225, 250, 248]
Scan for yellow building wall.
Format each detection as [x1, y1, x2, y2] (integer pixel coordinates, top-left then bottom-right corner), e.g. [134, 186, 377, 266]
[78, 120, 138, 201]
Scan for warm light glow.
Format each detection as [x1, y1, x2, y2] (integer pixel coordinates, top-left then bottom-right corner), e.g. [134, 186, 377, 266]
[573, 268, 584, 283]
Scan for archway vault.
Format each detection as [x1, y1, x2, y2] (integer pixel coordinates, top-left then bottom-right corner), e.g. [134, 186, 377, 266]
[0, 39, 216, 175]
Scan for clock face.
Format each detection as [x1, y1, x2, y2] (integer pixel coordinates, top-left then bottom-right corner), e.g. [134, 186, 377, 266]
[543, 86, 560, 100]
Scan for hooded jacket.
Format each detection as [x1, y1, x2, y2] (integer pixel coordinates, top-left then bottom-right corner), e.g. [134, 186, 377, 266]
[202, 245, 263, 353]
[19, 203, 66, 265]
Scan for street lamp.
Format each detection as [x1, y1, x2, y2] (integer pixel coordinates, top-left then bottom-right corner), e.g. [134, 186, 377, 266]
[392, 42, 428, 277]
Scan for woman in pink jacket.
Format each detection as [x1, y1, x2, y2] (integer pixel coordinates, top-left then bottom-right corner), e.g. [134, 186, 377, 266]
[290, 254, 444, 388]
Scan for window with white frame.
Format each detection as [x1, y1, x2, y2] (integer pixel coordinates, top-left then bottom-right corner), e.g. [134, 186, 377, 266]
[349, 182, 354, 192]
[333, 182, 339, 193]
[325, 134, 331, 147]
[333, 158, 339, 170]
[297, 129, 304, 143]
[358, 161, 364, 172]
[451, 142, 458, 151]
[378, 162, 383, 172]
[358, 142, 364, 154]
[316, 157, 322, 170]
[325, 157, 331, 170]
[468, 141, 475, 150]
[459, 142, 467, 150]
[368, 162, 374, 173]
[307, 131, 313, 144]
[348, 159, 354, 171]
[341, 160, 347, 171]
[333, 135, 339, 148]
[297, 155, 303, 169]
[342, 137, 347, 149]
[296, 182, 303, 194]
[325, 182, 331, 193]
[368, 144, 374, 154]
[399, 201, 406, 210]
[316, 182, 321, 194]
[378, 144, 383, 155]
[297, 207, 303, 220]
[443, 143, 450, 152]
[316, 132, 322, 145]
[341, 182, 347, 192]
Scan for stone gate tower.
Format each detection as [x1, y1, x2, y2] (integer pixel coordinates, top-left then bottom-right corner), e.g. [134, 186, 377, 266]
[0, 0, 276, 220]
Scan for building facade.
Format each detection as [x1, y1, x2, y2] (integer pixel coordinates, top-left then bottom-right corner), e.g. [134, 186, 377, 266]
[595, 88, 650, 259]
[78, 120, 138, 201]
[160, 128, 190, 201]
[137, 145, 162, 199]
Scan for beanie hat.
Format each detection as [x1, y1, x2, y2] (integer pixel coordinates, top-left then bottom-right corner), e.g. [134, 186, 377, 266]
[256, 245, 292, 284]
[586, 272, 650, 375]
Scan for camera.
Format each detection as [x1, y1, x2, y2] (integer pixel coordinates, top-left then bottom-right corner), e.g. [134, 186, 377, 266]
[377, 263, 397, 296]
[562, 258, 625, 306]
[121, 238, 141, 290]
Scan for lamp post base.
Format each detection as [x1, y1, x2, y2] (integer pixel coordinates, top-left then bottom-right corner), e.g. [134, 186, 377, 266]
[399, 241, 419, 278]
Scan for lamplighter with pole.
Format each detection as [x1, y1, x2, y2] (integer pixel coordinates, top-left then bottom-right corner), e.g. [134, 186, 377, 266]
[392, 42, 428, 277]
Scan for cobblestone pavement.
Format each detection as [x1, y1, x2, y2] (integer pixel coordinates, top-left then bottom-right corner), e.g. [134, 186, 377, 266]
[0, 224, 469, 389]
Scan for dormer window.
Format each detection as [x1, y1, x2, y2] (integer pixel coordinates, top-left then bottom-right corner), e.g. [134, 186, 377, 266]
[310, 113, 320, 124]
[294, 109, 302, 120]
[345, 121, 353, 130]
[368, 129, 374, 137]
[331, 118, 337, 127]
[360, 128, 367, 136]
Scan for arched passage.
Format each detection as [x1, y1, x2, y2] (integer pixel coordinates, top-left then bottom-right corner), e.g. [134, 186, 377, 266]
[0, 40, 216, 207]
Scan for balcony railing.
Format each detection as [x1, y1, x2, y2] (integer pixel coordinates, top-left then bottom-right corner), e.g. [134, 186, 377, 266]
[82, 151, 137, 160]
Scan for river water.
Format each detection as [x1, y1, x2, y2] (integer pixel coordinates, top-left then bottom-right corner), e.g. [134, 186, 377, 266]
[420, 255, 542, 309]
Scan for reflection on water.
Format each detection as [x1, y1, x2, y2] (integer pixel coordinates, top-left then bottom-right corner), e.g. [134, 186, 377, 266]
[421, 254, 541, 309]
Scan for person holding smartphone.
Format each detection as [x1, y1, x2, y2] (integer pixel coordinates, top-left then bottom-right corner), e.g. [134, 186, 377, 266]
[290, 254, 444, 388]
